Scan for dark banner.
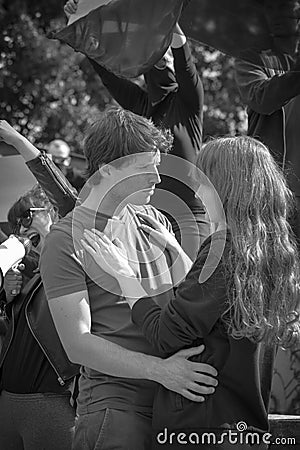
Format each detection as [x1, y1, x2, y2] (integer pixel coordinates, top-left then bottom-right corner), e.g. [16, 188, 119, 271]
[53, 0, 300, 77]
[54, 0, 183, 78]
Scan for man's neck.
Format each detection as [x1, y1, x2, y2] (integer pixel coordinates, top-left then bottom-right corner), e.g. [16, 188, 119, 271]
[80, 185, 126, 219]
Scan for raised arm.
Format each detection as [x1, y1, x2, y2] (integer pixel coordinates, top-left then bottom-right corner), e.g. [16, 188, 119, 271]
[234, 52, 300, 115]
[88, 59, 149, 116]
[172, 24, 204, 113]
[0, 120, 77, 217]
[64, 0, 149, 115]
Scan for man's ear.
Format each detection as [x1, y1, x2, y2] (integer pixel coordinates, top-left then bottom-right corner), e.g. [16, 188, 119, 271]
[64, 156, 71, 167]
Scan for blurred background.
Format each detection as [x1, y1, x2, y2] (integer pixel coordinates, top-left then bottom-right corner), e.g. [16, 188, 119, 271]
[0, 0, 247, 155]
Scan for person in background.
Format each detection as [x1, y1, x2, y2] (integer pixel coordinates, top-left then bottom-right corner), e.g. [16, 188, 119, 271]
[0, 185, 79, 450]
[234, 0, 300, 247]
[47, 138, 86, 191]
[83, 136, 300, 449]
[64, 0, 209, 261]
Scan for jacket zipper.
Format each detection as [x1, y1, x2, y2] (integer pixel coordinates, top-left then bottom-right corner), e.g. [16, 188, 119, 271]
[40, 153, 69, 196]
[25, 282, 65, 386]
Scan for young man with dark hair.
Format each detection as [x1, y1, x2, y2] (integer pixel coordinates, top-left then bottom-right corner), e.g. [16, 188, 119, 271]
[64, 0, 209, 260]
[6, 108, 218, 450]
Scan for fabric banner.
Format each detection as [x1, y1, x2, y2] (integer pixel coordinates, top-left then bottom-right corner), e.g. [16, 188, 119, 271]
[180, 0, 299, 66]
[54, 0, 183, 78]
[53, 0, 300, 76]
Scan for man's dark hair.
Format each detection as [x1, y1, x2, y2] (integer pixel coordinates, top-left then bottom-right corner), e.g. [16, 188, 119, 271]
[84, 106, 172, 184]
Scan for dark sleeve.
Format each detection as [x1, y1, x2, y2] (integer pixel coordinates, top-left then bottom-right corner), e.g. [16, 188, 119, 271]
[26, 152, 78, 218]
[88, 58, 149, 116]
[131, 244, 227, 354]
[172, 42, 204, 114]
[234, 55, 300, 115]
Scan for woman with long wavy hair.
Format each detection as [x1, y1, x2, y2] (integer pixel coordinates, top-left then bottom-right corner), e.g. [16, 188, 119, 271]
[82, 136, 300, 449]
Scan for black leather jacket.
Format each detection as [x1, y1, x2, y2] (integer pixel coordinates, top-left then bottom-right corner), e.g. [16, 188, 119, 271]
[0, 273, 79, 385]
[0, 153, 80, 387]
[26, 150, 78, 217]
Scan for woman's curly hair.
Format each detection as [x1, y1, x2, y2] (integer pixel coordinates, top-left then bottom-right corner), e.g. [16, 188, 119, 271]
[197, 136, 300, 348]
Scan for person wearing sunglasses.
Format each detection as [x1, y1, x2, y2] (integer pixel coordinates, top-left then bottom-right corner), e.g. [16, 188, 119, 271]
[12, 206, 47, 235]
[5, 203, 55, 297]
[0, 184, 80, 450]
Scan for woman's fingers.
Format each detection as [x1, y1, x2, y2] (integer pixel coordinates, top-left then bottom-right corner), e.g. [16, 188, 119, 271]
[83, 230, 104, 252]
[80, 239, 97, 256]
[90, 228, 113, 245]
[137, 212, 162, 228]
[139, 224, 160, 235]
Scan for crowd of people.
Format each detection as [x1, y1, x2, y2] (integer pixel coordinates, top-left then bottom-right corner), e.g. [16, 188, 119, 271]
[0, 0, 299, 449]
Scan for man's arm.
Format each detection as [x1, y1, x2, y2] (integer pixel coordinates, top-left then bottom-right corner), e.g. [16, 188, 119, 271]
[234, 53, 300, 115]
[48, 289, 217, 400]
[172, 24, 204, 113]
[88, 59, 149, 116]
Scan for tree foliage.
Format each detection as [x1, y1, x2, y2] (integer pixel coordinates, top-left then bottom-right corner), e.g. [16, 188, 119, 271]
[0, 0, 246, 152]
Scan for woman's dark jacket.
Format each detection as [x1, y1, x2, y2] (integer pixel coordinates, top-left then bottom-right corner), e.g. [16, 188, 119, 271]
[132, 232, 275, 449]
[0, 155, 79, 387]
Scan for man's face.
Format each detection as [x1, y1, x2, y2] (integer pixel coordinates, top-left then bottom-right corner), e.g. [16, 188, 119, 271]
[18, 210, 53, 255]
[104, 151, 161, 206]
[48, 141, 71, 170]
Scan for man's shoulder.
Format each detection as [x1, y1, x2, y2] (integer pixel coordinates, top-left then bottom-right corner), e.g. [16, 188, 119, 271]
[48, 211, 74, 239]
[43, 209, 83, 251]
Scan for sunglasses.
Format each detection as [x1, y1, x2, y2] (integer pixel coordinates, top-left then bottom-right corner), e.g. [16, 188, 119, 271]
[13, 207, 47, 234]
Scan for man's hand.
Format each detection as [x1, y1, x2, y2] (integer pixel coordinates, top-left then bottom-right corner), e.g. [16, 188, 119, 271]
[158, 345, 218, 402]
[171, 23, 187, 49]
[4, 266, 24, 303]
[64, 0, 79, 19]
[0, 120, 24, 148]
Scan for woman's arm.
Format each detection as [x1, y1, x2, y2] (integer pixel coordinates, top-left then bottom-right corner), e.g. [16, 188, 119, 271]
[82, 228, 227, 354]
[0, 120, 78, 217]
[118, 246, 226, 354]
